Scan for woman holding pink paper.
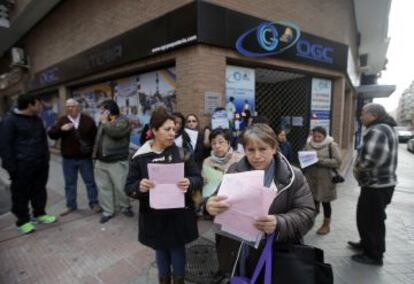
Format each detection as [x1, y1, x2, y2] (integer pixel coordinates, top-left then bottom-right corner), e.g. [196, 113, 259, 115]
[202, 127, 243, 191]
[206, 123, 316, 281]
[125, 107, 202, 284]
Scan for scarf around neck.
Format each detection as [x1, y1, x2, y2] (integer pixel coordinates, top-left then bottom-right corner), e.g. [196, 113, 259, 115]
[309, 135, 334, 149]
[210, 148, 234, 165]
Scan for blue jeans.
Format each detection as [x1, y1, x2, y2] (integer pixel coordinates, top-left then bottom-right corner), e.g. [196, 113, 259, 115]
[155, 246, 186, 277]
[62, 158, 98, 209]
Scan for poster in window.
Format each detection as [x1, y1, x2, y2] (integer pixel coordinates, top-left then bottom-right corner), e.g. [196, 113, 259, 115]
[225, 66, 255, 118]
[113, 67, 176, 147]
[71, 82, 113, 124]
[310, 78, 332, 133]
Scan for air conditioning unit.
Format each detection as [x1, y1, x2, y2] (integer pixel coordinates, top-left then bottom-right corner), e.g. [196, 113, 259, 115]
[11, 47, 29, 68]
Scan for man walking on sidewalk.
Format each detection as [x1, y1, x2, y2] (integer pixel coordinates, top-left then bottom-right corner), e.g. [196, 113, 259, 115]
[94, 100, 133, 224]
[0, 94, 57, 234]
[349, 103, 398, 266]
[48, 99, 101, 216]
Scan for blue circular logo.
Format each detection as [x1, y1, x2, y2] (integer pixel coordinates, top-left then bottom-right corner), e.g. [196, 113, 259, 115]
[257, 23, 279, 51]
[235, 21, 301, 58]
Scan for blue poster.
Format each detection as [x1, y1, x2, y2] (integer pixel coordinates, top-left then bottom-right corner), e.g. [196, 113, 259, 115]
[225, 66, 255, 120]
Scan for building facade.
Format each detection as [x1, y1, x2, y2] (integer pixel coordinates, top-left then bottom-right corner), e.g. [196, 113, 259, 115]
[0, 0, 392, 165]
[397, 82, 414, 128]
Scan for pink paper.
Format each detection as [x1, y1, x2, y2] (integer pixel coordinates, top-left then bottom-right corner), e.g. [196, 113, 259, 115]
[148, 163, 185, 209]
[214, 171, 276, 242]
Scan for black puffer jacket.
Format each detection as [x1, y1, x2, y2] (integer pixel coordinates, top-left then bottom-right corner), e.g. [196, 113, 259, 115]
[0, 110, 49, 176]
[125, 141, 202, 249]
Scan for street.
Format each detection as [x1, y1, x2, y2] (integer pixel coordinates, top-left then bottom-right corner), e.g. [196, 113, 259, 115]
[0, 147, 413, 283]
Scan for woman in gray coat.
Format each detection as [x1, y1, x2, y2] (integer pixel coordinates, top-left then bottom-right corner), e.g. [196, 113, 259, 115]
[304, 126, 342, 235]
[206, 124, 316, 279]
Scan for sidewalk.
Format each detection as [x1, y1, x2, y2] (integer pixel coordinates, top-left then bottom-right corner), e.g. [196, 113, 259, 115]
[1, 152, 414, 283]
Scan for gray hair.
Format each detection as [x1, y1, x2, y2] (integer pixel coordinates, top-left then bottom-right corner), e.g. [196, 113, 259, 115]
[363, 103, 387, 120]
[65, 98, 80, 106]
[242, 123, 278, 149]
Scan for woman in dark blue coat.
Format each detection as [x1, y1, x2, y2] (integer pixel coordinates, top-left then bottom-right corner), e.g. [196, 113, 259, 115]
[125, 107, 202, 284]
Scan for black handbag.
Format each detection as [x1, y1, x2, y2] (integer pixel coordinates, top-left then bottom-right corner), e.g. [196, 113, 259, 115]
[245, 241, 334, 284]
[328, 143, 344, 184]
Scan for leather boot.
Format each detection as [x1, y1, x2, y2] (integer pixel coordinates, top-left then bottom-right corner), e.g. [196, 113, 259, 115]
[172, 275, 185, 284]
[159, 275, 171, 284]
[317, 218, 331, 235]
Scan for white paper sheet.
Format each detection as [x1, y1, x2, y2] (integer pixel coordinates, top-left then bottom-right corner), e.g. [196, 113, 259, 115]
[184, 128, 198, 150]
[298, 150, 318, 168]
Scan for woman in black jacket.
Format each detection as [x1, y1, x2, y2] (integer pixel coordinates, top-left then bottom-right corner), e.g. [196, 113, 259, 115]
[172, 112, 193, 157]
[185, 113, 212, 169]
[125, 107, 202, 284]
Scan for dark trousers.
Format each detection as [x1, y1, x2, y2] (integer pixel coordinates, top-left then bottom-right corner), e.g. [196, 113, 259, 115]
[10, 162, 49, 226]
[315, 201, 332, 218]
[357, 186, 394, 260]
[155, 246, 186, 277]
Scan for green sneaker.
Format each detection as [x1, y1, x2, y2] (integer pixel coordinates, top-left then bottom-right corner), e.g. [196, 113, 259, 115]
[32, 214, 57, 224]
[19, 222, 35, 234]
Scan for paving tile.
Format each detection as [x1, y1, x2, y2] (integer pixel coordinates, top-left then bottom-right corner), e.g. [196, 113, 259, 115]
[1, 149, 414, 283]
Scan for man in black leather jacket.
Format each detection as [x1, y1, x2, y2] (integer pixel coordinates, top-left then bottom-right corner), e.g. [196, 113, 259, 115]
[0, 94, 56, 234]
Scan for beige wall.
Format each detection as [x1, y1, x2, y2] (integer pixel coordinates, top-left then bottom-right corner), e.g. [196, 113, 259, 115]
[23, 0, 358, 74]
[17, 0, 358, 151]
[24, 0, 192, 73]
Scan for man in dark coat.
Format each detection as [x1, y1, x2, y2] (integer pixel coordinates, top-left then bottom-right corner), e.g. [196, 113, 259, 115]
[48, 98, 101, 216]
[0, 94, 57, 234]
[349, 103, 398, 266]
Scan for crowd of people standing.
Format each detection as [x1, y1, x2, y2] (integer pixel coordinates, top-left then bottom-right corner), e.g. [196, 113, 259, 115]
[0, 93, 398, 283]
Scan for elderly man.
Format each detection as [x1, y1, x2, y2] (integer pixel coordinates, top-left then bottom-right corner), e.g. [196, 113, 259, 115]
[349, 103, 398, 266]
[0, 94, 56, 234]
[48, 99, 101, 215]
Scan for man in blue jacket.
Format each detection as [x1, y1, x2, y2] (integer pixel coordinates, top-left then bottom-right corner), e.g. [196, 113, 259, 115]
[0, 94, 57, 234]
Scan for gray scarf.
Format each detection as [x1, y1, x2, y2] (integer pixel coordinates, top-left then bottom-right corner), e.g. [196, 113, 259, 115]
[210, 148, 234, 165]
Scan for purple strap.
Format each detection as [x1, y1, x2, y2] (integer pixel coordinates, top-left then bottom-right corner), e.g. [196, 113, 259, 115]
[249, 233, 274, 284]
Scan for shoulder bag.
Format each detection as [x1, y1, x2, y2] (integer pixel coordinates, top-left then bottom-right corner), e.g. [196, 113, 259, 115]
[329, 143, 345, 184]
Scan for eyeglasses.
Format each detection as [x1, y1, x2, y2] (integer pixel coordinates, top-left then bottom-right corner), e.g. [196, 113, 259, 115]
[187, 120, 197, 123]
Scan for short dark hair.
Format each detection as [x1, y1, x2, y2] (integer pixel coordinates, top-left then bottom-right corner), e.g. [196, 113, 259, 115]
[100, 100, 120, 116]
[150, 107, 174, 130]
[209, 127, 232, 143]
[17, 94, 39, 110]
[312, 126, 327, 137]
[172, 112, 185, 130]
[275, 126, 286, 136]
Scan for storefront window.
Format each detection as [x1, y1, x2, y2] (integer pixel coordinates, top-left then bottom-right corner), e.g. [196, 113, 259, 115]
[113, 67, 176, 148]
[71, 67, 176, 148]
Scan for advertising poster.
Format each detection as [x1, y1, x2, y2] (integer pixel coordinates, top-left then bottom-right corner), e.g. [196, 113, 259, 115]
[113, 67, 176, 147]
[40, 94, 59, 146]
[71, 82, 113, 124]
[40, 94, 59, 129]
[310, 78, 332, 133]
[225, 65, 255, 117]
